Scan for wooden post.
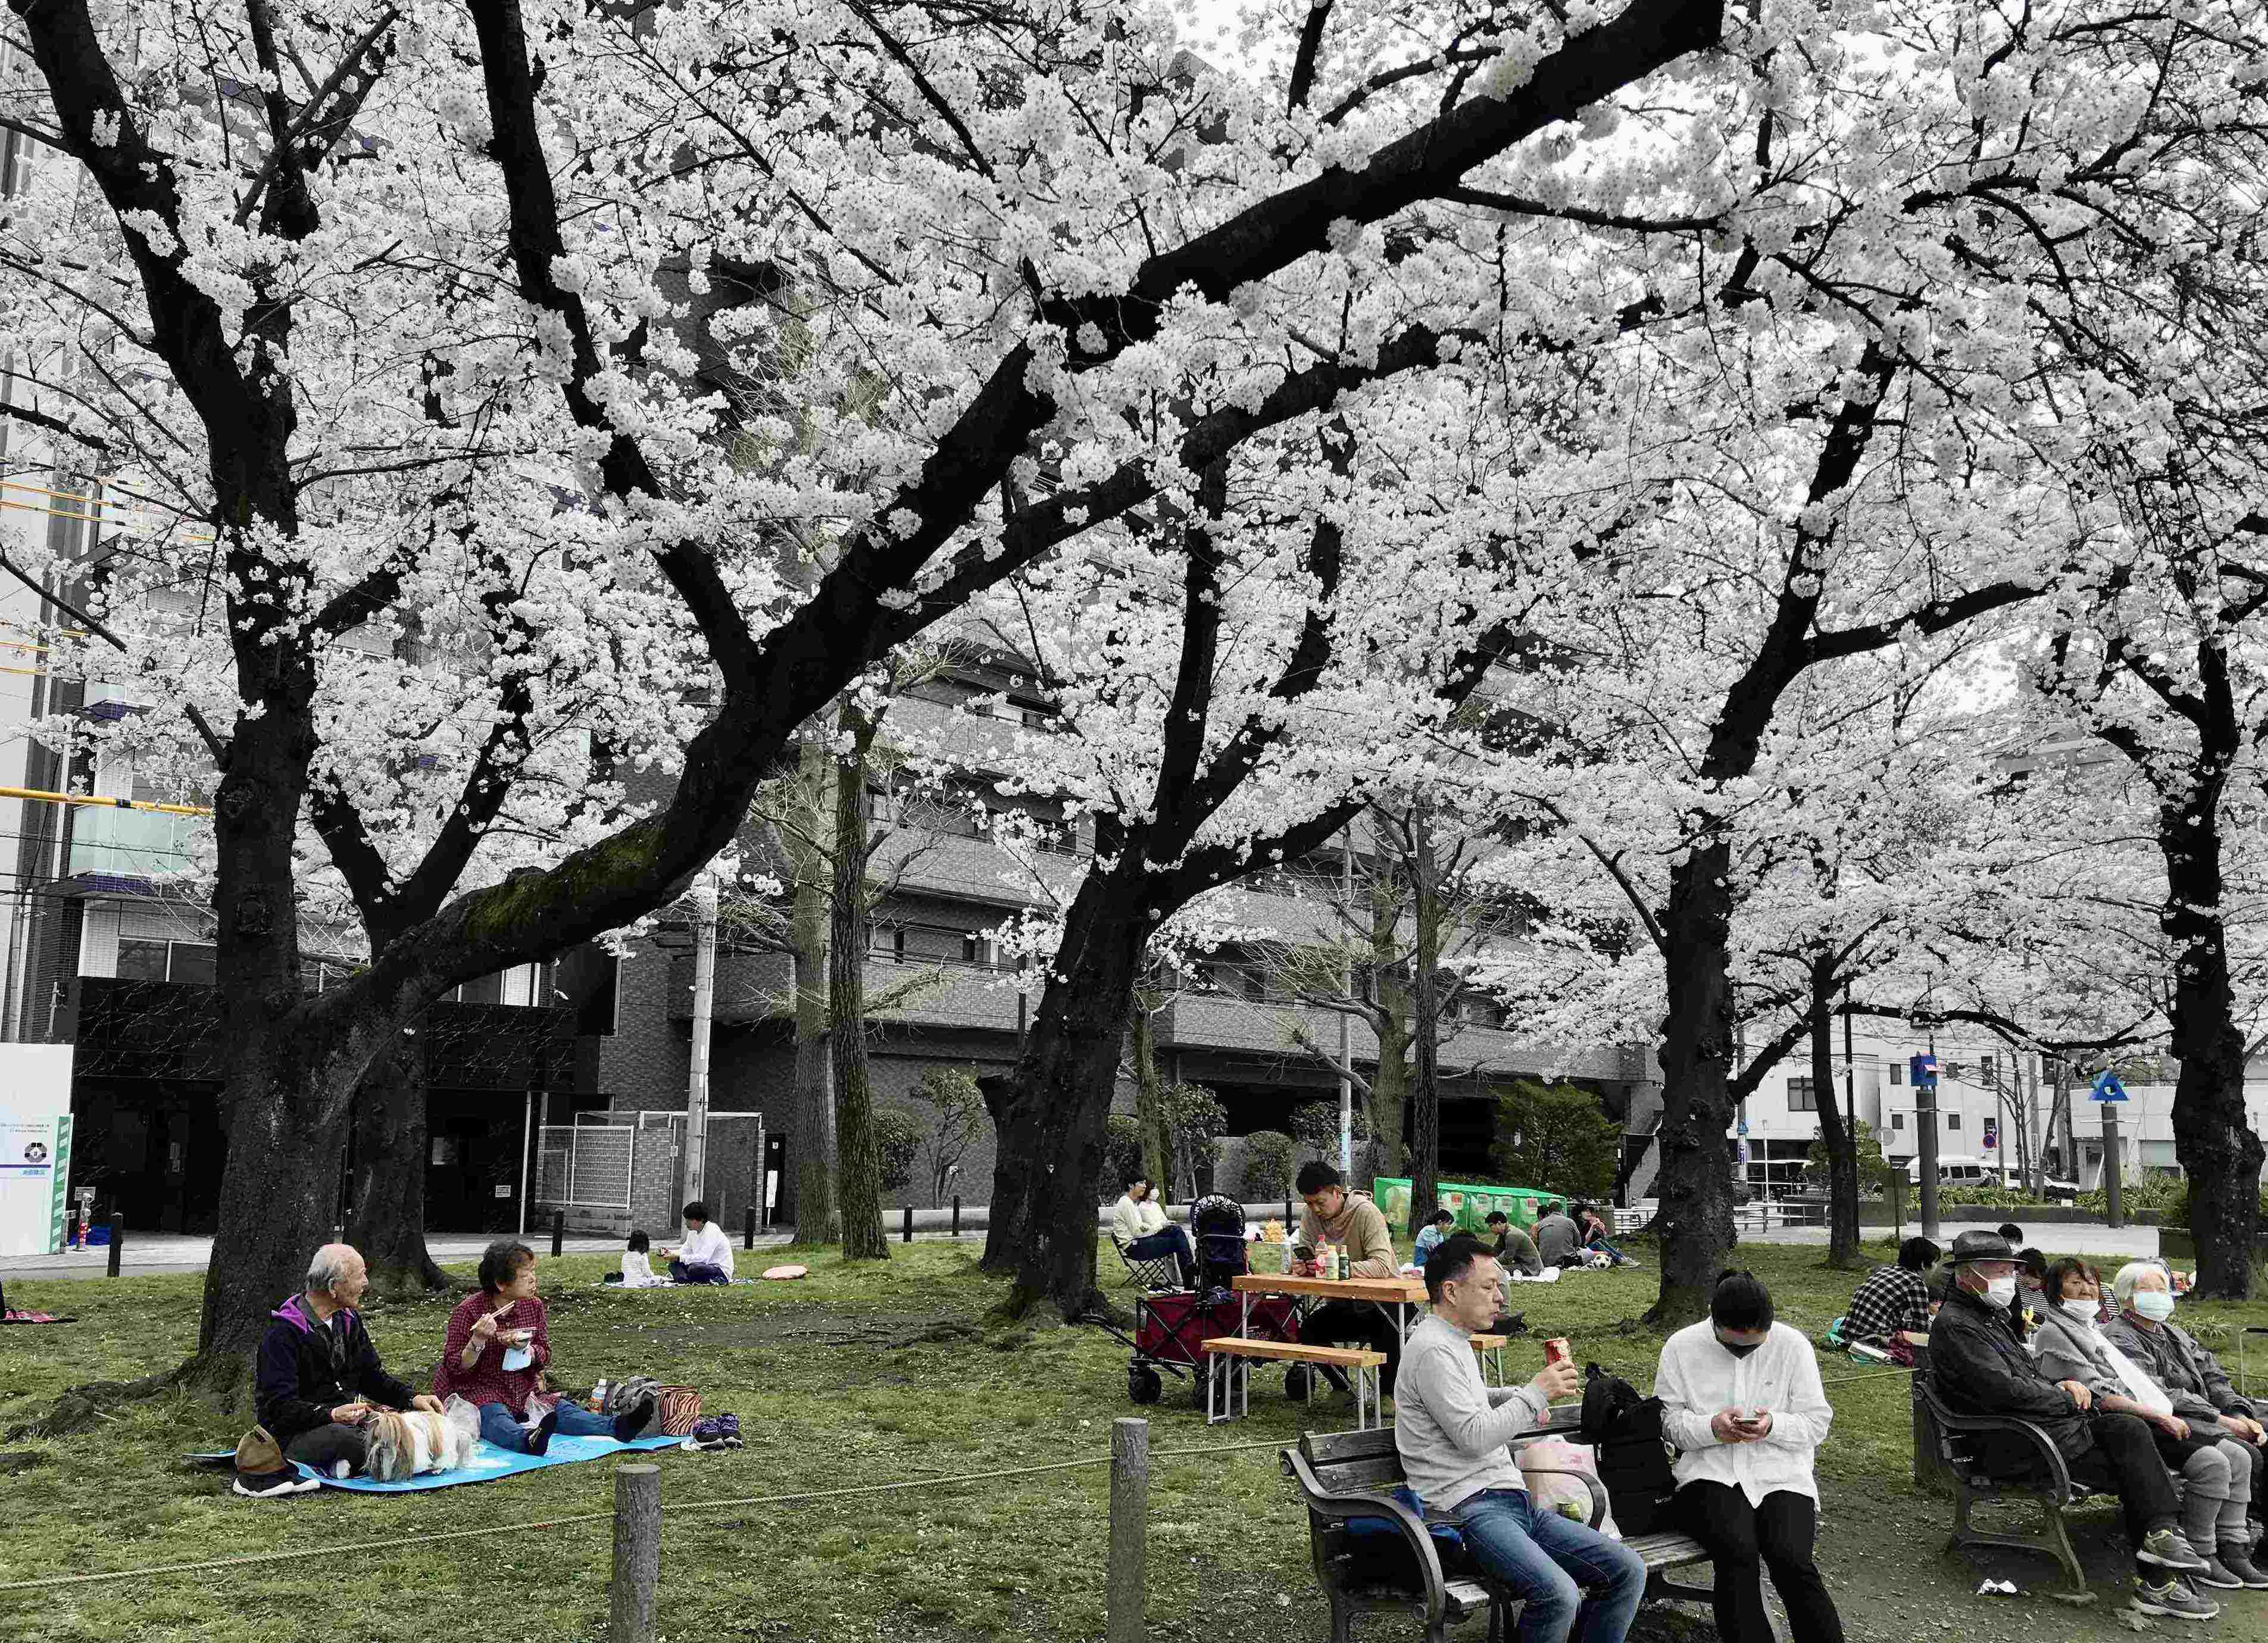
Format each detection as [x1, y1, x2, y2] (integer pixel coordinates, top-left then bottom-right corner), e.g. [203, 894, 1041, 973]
[952, 1195, 961, 1237]
[744, 1205, 756, 1250]
[105, 1215, 123, 1278]
[902, 1204, 913, 1244]
[552, 1208, 566, 1258]
[1107, 1417, 1149, 1643]
[608, 1462, 661, 1643]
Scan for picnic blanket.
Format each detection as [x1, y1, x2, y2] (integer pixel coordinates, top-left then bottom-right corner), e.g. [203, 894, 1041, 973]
[191, 1431, 681, 1493]
[598, 1277, 758, 1289]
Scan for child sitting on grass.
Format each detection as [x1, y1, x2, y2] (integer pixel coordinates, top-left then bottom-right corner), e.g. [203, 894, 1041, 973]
[620, 1230, 667, 1289]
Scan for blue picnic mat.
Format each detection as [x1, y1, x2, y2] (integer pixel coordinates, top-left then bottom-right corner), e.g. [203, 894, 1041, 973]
[192, 1431, 681, 1492]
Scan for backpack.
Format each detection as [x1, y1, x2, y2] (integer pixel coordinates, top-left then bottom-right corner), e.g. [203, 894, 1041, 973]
[1577, 1363, 1678, 1536]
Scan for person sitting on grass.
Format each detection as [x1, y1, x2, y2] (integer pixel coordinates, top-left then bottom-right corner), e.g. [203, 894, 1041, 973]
[2032, 1258, 2265, 1591]
[435, 1239, 655, 1454]
[1110, 1173, 1197, 1286]
[620, 1229, 668, 1289]
[1842, 1237, 1938, 1365]
[254, 1243, 445, 1478]
[1412, 1207, 1457, 1266]
[1655, 1271, 1845, 1643]
[1929, 1229, 2214, 1620]
[660, 1200, 734, 1283]
[1484, 1210, 1544, 1278]
[1397, 1232, 1646, 1643]
[1531, 1201, 1583, 1268]
[1295, 1161, 1402, 1395]
[1573, 1202, 1641, 1268]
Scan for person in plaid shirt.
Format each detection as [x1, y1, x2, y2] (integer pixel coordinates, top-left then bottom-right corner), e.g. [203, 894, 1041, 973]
[1844, 1238, 1940, 1360]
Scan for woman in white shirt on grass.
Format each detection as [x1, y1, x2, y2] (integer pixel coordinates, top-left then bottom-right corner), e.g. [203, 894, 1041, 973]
[1654, 1271, 1845, 1643]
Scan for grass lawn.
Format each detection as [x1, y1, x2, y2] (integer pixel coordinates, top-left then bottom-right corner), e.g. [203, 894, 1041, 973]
[2, 1235, 2266, 1642]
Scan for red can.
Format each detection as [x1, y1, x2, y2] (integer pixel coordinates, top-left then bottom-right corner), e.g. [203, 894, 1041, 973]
[1544, 1337, 1572, 1367]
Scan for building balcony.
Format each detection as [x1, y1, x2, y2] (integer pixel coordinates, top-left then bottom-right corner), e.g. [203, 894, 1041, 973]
[666, 948, 1027, 1034]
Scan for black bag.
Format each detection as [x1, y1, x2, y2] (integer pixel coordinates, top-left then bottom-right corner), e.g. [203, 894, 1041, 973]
[1578, 1363, 1678, 1536]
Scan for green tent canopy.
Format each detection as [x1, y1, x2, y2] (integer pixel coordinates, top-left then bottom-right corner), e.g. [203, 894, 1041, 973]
[1372, 1178, 1557, 1235]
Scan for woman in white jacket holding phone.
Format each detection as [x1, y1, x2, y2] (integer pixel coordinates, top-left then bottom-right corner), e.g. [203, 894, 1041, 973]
[1654, 1271, 1845, 1643]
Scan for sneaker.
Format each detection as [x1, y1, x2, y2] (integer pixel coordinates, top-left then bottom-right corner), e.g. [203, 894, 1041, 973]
[233, 1473, 315, 1498]
[2219, 1542, 2268, 1589]
[716, 1413, 742, 1450]
[2193, 1556, 2244, 1590]
[2139, 1527, 2211, 1571]
[2133, 1577, 2220, 1621]
[526, 1408, 561, 1457]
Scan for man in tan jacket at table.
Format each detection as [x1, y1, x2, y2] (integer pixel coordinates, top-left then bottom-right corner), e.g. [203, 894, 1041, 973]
[1295, 1162, 1404, 1395]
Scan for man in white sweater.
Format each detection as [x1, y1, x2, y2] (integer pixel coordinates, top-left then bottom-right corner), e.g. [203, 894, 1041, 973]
[663, 1200, 735, 1283]
[1396, 1234, 1646, 1643]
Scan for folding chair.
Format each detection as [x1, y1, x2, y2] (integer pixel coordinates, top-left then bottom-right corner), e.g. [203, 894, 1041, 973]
[1113, 1234, 1188, 1294]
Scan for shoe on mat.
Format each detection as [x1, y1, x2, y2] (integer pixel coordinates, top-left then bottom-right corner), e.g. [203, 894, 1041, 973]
[2192, 1556, 2244, 1590]
[235, 1473, 314, 1498]
[527, 1408, 561, 1457]
[2133, 1577, 2220, 1622]
[2219, 1542, 2268, 1589]
[2139, 1527, 2210, 1571]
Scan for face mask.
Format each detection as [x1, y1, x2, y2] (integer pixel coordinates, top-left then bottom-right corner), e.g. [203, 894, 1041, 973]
[1717, 1336, 1764, 1358]
[2060, 1297, 2101, 1325]
[1984, 1276, 2018, 1308]
[2133, 1290, 2176, 1323]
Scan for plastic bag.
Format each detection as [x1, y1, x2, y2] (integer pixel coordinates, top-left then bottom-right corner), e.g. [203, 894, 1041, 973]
[1519, 1436, 1618, 1538]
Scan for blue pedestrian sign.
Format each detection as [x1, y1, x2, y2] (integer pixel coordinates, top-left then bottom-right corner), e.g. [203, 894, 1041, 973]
[2091, 1071, 2129, 1104]
[1736, 1119, 1748, 1137]
[1910, 1053, 1940, 1089]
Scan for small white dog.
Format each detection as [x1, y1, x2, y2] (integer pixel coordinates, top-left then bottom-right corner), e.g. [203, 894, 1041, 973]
[361, 1395, 482, 1482]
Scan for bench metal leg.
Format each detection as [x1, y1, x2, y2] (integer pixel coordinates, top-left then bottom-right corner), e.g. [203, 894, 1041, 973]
[1946, 1480, 2096, 1605]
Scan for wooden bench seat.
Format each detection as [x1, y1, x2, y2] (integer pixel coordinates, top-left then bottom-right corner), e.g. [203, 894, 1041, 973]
[1283, 1420, 1714, 1643]
[1202, 1336, 1388, 1427]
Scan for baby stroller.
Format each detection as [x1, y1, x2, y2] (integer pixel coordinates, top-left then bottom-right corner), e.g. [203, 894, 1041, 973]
[1102, 1195, 1301, 1407]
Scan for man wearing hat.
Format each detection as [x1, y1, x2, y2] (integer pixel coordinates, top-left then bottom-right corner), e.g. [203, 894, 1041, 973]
[1930, 1229, 2217, 1620]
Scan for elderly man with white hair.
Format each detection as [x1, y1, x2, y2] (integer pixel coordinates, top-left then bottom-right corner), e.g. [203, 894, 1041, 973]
[2103, 1263, 2268, 1561]
[254, 1244, 442, 1479]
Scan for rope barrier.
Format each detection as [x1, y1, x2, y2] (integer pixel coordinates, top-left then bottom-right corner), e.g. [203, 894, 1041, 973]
[0, 1438, 1302, 1597]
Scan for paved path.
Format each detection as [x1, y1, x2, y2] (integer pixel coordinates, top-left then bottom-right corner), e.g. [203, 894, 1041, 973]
[1747, 1219, 2163, 1259]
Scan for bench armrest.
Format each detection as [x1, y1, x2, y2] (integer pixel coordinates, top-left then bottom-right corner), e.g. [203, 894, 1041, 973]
[1283, 1448, 1451, 1630]
[1517, 1467, 1608, 1530]
[1920, 1389, 2075, 1497]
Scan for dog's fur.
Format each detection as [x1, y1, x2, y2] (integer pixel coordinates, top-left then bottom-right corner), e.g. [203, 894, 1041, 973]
[361, 1396, 482, 1482]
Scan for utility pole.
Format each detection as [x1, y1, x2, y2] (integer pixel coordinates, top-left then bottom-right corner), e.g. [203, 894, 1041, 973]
[1916, 1035, 1942, 1242]
[684, 877, 719, 1202]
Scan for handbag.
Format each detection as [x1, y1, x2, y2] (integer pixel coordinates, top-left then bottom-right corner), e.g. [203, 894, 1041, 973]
[656, 1385, 703, 1436]
[1577, 1364, 1678, 1536]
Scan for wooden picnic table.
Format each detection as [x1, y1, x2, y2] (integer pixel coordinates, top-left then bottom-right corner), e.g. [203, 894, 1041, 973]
[1231, 1270, 1430, 1350]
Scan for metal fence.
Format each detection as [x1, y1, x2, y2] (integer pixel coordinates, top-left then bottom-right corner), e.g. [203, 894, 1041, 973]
[534, 1120, 635, 1210]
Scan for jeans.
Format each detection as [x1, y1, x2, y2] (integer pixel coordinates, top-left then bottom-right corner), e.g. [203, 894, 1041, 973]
[1302, 1300, 1402, 1395]
[1124, 1226, 1197, 1283]
[1677, 1482, 1844, 1643]
[2067, 1410, 2182, 1551]
[668, 1260, 729, 1284]
[477, 1398, 616, 1454]
[1585, 1237, 1633, 1263]
[283, 1422, 368, 1475]
[1454, 1488, 1647, 1643]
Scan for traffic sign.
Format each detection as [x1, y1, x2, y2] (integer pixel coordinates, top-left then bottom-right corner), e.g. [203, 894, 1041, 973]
[1736, 1119, 1749, 1137]
[2091, 1071, 2129, 1103]
[1909, 1053, 1940, 1089]
[1982, 1117, 1998, 1151]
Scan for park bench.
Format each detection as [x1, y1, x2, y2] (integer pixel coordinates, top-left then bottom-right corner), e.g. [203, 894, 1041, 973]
[1912, 1377, 2187, 1604]
[1282, 1416, 1713, 1643]
[1203, 1338, 1387, 1426]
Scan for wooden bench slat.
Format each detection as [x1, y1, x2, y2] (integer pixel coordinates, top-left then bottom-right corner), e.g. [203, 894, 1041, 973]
[1202, 1336, 1385, 1367]
[1302, 1428, 1400, 1465]
[1307, 1457, 1405, 1491]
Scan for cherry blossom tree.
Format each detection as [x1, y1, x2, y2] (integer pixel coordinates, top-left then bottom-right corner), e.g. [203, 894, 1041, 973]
[0, 0, 1741, 1383]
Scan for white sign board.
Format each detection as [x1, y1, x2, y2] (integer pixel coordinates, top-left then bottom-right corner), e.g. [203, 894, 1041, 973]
[0, 1042, 75, 1258]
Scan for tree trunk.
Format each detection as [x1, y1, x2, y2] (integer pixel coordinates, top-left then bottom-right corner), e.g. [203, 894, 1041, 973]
[980, 873, 1152, 1317]
[1648, 841, 1739, 1326]
[1369, 873, 1411, 1175]
[1810, 965, 1860, 1267]
[1129, 987, 1173, 1197]
[832, 708, 888, 1261]
[345, 1027, 447, 1295]
[1408, 804, 1442, 1226]
[2161, 792, 2263, 1299]
[789, 735, 839, 1246]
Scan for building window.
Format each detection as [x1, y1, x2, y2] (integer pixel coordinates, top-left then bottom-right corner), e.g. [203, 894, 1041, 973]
[1787, 1077, 1817, 1111]
[167, 942, 217, 985]
[116, 938, 216, 984]
[1889, 1062, 1903, 1085]
[1891, 1113, 1905, 1132]
[117, 936, 170, 982]
[1946, 1114, 1961, 1132]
